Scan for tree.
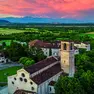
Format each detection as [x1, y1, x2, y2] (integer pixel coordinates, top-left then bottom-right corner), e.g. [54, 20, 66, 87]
[6, 42, 26, 61]
[19, 57, 35, 66]
[79, 71, 94, 94]
[27, 47, 46, 62]
[55, 76, 85, 94]
[79, 48, 86, 54]
[2, 42, 6, 48]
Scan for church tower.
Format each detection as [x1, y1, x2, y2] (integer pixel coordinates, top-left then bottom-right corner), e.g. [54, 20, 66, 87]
[60, 41, 75, 77]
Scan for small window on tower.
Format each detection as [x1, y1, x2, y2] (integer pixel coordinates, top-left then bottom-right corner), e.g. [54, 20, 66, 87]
[63, 43, 67, 50]
[64, 61, 66, 64]
[70, 43, 73, 50]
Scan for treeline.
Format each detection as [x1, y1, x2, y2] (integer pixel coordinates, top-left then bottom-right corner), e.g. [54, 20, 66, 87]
[0, 26, 94, 42]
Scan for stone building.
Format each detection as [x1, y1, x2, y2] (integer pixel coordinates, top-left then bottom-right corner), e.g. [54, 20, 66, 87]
[8, 41, 75, 94]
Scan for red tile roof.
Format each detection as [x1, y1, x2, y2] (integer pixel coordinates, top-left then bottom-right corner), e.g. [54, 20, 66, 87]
[24, 56, 59, 74]
[31, 63, 62, 85]
[29, 40, 60, 48]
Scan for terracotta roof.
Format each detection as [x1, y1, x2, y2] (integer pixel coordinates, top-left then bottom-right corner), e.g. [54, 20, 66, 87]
[49, 81, 56, 86]
[29, 40, 46, 47]
[29, 40, 60, 48]
[14, 89, 36, 94]
[31, 63, 62, 85]
[24, 56, 59, 74]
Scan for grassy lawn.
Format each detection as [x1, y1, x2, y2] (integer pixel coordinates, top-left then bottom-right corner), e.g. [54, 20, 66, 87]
[0, 66, 22, 82]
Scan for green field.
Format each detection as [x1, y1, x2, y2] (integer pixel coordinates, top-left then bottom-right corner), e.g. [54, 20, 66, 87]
[80, 32, 94, 38]
[0, 28, 38, 35]
[0, 66, 22, 82]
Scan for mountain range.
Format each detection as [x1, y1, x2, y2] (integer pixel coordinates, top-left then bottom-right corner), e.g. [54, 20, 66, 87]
[0, 16, 94, 23]
[0, 19, 10, 24]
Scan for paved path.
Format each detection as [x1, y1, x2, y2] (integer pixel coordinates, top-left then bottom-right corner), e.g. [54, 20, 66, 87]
[0, 63, 23, 70]
[0, 86, 8, 94]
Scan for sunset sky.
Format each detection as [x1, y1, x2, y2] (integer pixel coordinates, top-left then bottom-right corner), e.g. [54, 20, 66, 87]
[0, 0, 94, 20]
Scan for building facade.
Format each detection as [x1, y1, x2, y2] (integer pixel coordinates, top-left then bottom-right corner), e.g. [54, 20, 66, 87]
[8, 41, 75, 94]
[74, 42, 90, 51]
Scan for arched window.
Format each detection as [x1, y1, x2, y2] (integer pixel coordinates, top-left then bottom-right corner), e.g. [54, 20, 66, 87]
[70, 43, 73, 50]
[14, 77, 16, 80]
[12, 81, 14, 85]
[31, 87, 34, 90]
[19, 77, 23, 81]
[21, 73, 25, 77]
[63, 43, 67, 50]
[24, 79, 27, 82]
[30, 82, 33, 85]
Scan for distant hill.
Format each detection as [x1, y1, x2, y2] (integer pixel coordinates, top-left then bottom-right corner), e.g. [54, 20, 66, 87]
[0, 16, 92, 23]
[0, 19, 10, 24]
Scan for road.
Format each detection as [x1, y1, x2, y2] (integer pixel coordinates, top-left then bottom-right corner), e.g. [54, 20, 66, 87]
[0, 63, 23, 70]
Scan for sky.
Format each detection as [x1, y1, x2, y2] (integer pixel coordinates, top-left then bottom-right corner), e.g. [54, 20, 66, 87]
[0, 0, 94, 20]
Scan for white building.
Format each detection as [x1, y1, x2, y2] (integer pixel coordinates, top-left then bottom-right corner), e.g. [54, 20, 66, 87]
[8, 41, 75, 94]
[74, 42, 90, 51]
[29, 40, 79, 57]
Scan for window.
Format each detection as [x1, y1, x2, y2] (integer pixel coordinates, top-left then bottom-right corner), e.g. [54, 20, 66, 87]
[2, 61, 4, 63]
[50, 87, 51, 91]
[19, 77, 23, 81]
[63, 43, 67, 50]
[30, 82, 33, 85]
[70, 43, 73, 50]
[24, 79, 27, 82]
[21, 73, 25, 77]
[12, 81, 14, 85]
[31, 87, 34, 90]
[64, 61, 66, 64]
[14, 77, 16, 80]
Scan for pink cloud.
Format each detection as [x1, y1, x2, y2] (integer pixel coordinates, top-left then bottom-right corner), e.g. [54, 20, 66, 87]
[0, 0, 94, 18]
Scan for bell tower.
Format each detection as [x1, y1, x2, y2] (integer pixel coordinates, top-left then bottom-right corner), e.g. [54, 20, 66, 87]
[60, 41, 75, 77]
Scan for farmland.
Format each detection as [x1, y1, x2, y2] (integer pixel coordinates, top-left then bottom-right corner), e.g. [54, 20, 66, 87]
[0, 40, 27, 46]
[0, 28, 38, 35]
[80, 32, 94, 38]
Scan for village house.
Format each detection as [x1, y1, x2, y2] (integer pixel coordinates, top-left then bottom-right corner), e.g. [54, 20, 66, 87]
[74, 41, 90, 51]
[8, 41, 75, 94]
[29, 40, 80, 57]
